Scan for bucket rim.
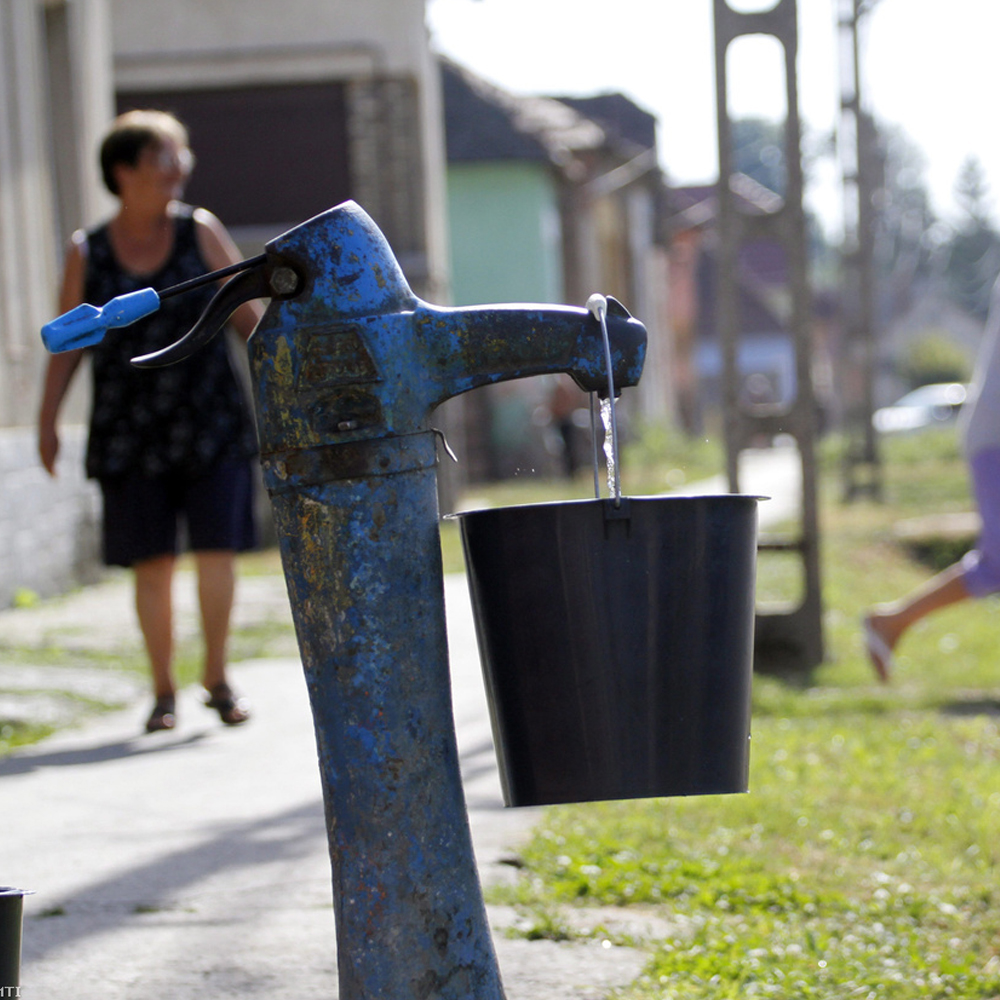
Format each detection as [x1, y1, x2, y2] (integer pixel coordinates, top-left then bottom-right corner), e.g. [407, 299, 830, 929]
[447, 493, 766, 522]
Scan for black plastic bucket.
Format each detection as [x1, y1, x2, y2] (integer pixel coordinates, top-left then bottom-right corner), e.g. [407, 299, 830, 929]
[0, 887, 31, 988]
[455, 495, 758, 807]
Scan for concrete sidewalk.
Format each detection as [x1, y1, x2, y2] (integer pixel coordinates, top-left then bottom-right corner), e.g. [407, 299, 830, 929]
[0, 572, 647, 999]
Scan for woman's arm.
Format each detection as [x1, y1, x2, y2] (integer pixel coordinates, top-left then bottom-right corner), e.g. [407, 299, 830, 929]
[38, 236, 87, 476]
[193, 208, 265, 341]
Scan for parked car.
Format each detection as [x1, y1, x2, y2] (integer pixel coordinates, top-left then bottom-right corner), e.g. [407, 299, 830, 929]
[872, 382, 968, 434]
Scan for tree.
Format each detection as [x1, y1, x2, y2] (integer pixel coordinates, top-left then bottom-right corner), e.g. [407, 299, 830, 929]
[954, 156, 993, 227]
[943, 156, 1000, 319]
[899, 333, 971, 389]
[869, 121, 938, 319]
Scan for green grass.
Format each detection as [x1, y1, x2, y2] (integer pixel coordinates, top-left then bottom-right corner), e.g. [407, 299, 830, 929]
[0, 720, 55, 754]
[499, 711, 1000, 998]
[480, 425, 1000, 998]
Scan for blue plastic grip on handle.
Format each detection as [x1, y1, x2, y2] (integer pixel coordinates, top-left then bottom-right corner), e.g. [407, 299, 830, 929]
[41, 287, 161, 353]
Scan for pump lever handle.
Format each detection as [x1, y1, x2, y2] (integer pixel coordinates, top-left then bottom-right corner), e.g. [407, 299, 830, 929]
[40, 253, 269, 356]
[132, 263, 273, 368]
[41, 288, 161, 353]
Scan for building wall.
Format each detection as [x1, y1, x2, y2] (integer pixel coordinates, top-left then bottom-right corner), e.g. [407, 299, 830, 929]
[0, 426, 102, 608]
[0, 1, 111, 604]
[444, 160, 566, 482]
[444, 147, 672, 480]
[0, 0, 113, 431]
[447, 161, 562, 306]
[110, 0, 432, 83]
[0, 0, 450, 606]
[110, 0, 450, 301]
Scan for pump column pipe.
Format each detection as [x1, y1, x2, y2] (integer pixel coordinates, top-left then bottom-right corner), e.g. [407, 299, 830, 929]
[267, 434, 488, 999]
[86, 200, 644, 999]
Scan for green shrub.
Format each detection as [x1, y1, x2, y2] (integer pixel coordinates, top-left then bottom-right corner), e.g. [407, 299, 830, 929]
[898, 333, 972, 389]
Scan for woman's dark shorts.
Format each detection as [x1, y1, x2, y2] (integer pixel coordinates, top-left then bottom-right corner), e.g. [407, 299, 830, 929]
[99, 460, 257, 568]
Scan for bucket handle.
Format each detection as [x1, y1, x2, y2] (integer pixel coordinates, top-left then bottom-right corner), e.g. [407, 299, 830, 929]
[587, 294, 622, 507]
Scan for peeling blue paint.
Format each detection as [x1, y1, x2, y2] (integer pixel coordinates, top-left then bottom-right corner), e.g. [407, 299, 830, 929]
[244, 202, 646, 999]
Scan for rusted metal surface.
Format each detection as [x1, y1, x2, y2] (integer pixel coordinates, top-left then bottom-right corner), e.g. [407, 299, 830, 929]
[266, 448, 493, 999]
[243, 202, 646, 998]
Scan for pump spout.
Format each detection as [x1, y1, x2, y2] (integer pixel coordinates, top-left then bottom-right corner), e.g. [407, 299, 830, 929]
[417, 295, 646, 406]
[249, 201, 646, 457]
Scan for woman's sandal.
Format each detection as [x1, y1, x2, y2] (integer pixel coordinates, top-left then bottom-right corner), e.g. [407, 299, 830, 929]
[145, 694, 176, 733]
[205, 683, 250, 726]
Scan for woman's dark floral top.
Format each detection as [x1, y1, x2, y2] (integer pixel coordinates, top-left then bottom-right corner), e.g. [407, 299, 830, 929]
[83, 204, 257, 480]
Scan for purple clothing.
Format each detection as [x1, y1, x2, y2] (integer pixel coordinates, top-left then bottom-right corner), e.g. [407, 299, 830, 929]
[961, 447, 1000, 596]
[956, 277, 1000, 595]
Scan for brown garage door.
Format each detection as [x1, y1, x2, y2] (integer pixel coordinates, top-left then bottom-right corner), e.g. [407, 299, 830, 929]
[117, 82, 352, 230]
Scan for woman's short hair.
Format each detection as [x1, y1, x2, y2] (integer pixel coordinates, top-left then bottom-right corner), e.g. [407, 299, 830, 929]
[99, 110, 190, 195]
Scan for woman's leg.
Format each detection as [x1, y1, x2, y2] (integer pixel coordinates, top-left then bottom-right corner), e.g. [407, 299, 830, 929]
[134, 553, 177, 698]
[195, 549, 235, 692]
[195, 549, 249, 724]
[865, 447, 1000, 680]
[184, 460, 254, 723]
[865, 563, 971, 654]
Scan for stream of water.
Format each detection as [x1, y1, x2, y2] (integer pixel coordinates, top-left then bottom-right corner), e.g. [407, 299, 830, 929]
[600, 395, 620, 503]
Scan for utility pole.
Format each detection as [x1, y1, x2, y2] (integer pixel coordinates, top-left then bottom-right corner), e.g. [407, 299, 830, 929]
[713, 0, 824, 674]
[838, 0, 882, 500]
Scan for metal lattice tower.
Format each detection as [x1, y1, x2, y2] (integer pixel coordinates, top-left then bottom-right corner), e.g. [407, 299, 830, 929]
[837, 0, 883, 501]
[712, 0, 823, 673]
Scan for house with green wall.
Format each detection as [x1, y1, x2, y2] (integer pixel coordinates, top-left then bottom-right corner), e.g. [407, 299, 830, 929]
[446, 160, 563, 306]
[440, 59, 669, 479]
[440, 58, 582, 307]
